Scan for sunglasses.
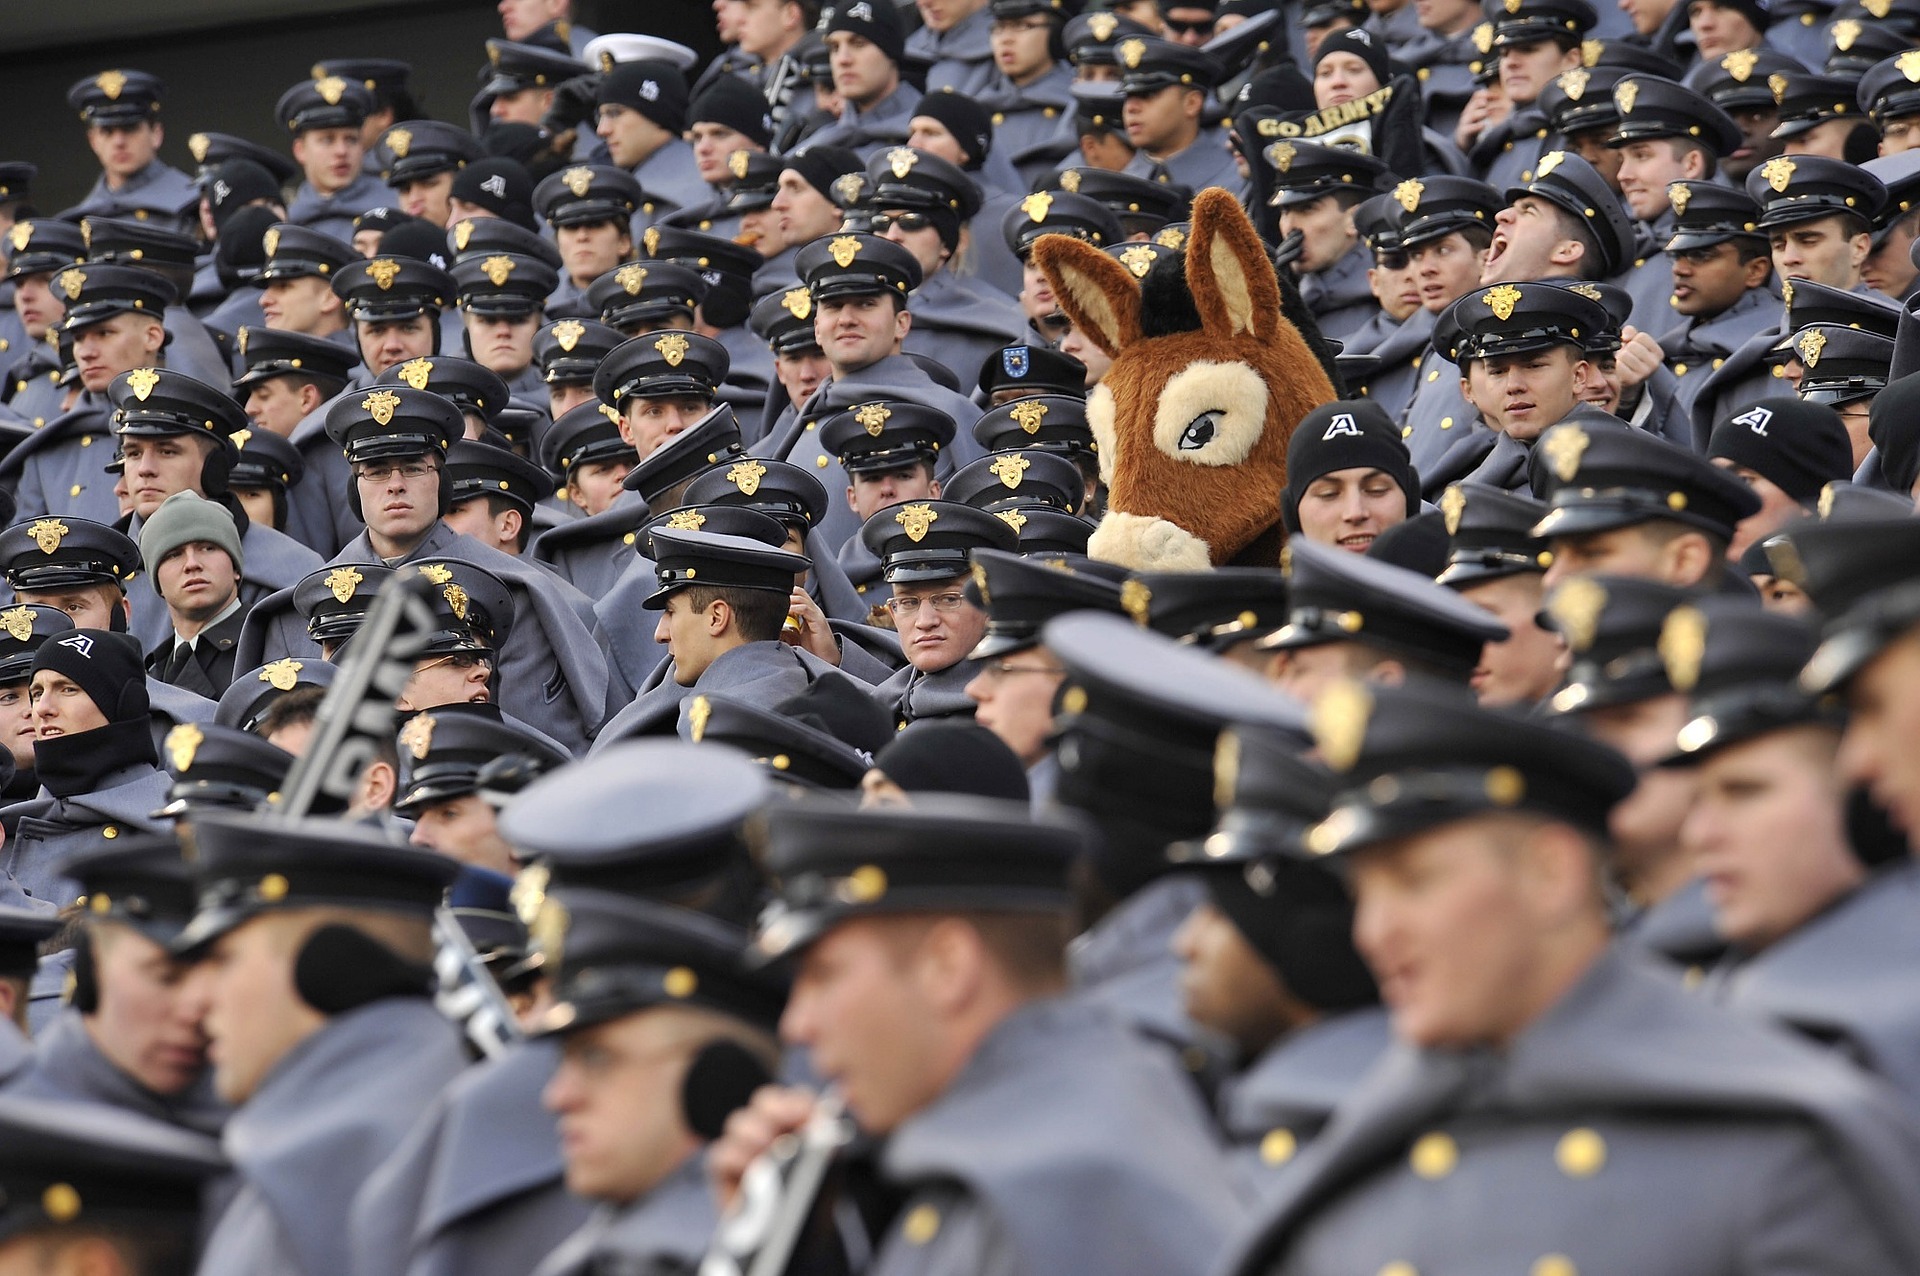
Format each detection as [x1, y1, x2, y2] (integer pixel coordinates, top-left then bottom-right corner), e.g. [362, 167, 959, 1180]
[1165, 16, 1215, 33]
[870, 211, 935, 234]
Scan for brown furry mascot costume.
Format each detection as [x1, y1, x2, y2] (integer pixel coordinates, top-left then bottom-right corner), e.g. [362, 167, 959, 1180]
[1033, 188, 1339, 570]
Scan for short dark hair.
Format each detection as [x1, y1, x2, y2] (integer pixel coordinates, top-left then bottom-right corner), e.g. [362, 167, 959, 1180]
[255, 684, 324, 739]
[455, 493, 532, 551]
[681, 584, 790, 642]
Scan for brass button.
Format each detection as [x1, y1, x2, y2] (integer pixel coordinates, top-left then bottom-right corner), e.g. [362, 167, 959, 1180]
[1440, 416, 1453, 430]
[101, 826, 118, 840]
[1556, 1127, 1606, 1178]
[1532, 1257, 1577, 1276]
[902, 1203, 940, 1245]
[1261, 1129, 1298, 1165]
[1409, 1131, 1457, 1179]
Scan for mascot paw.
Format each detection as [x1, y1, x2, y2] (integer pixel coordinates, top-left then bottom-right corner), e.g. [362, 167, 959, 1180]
[1088, 511, 1215, 571]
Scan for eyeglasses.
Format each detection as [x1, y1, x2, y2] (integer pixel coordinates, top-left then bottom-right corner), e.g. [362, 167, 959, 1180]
[1668, 245, 1734, 265]
[356, 461, 438, 484]
[869, 211, 935, 234]
[1373, 250, 1410, 271]
[975, 660, 1066, 683]
[416, 652, 492, 674]
[1164, 16, 1215, 33]
[883, 592, 969, 618]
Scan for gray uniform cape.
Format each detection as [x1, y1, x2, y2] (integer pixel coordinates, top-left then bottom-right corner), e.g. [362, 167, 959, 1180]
[1069, 873, 1229, 1081]
[632, 140, 716, 223]
[1124, 126, 1242, 195]
[1655, 284, 1784, 447]
[1620, 211, 1680, 339]
[593, 638, 840, 747]
[1397, 346, 1476, 483]
[875, 654, 981, 724]
[2, 396, 126, 525]
[1218, 1008, 1394, 1194]
[1341, 306, 1435, 422]
[803, 85, 927, 159]
[5, 1008, 226, 1133]
[530, 1154, 713, 1276]
[976, 65, 1079, 188]
[68, 162, 200, 236]
[902, 270, 1027, 402]
[1299, 243, 1381, 345]
[906, 11, 997, 96]
[286, 173, 400, 245]
[0, 763, 171, 913]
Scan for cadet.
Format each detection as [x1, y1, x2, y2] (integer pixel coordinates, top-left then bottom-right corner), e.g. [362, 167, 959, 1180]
[4, 836, 223, 1131]
[1217, 676, 1920, 1276]
[636, 225, 776, 420]
[394, 702, 569, 874]
[1, 220, 86, 432]
[1391, 177, 1503, 476]
[806, 0, 925, 157]
[975, 0, 1080, 187]
[451, 252, 560, 397]
[543, 401, 637, 520]
[1002, 190, 1121, 348]
[1463, 0, 1592, 192]
[1861, 50, 1920, 157]
[1773, 72, 1879, 163]
[1280, 400, 1417, 554]
[176, 812, 465, 1276]
[0, 630, 170, 912]
[720, 797, 1247, 1276]
[1119, 38, 1241, 193]
[235, 327, 357, 551]
[1333, 193, 1430, 420]
[0, 911, 56, 1074]
[275, 75, 396, 244]
[228, 428, 307, 535]
[1531, 416, 1761, 589]
[821, 400, 956, 593]
[1707, 397, 1853, 560]
[533, 317, 625, 422]
[138, 492, 248, 697]
[0, 606, 71, 800]
[63, 70, 200, 235]
[441, 439, 556, 557]
[1168, 722, 1388, 1188]
[1268, 145, 1392, 342]
[748, 287, 831, 447]
[1481, 151, 1636, 294]
[253, 223, 358, 340]
[371, 120, 485, 230]
[534, 165, 643, 309]
[1435, 482, 1564, 707]
[595, 61, 709, 219]
[1751, 154, 1887, 293]
[334, 251, 459, 385]
[1657, 180, 1779, 435]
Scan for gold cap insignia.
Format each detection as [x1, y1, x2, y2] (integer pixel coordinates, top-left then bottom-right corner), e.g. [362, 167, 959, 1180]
[443, 584, 469, 621]
[728, 459, 766, 495]
[829, 235, 861, 268]
[1440, 485, 1467, 535]
[551, 318, 584, 352]
[1394, 178, 1425, 213]
[386, 127, 412, 158]
[989, 453, 1030, 489]
[454, 220, 474, 251]
[362, 388, 401, 426]
[1818, 483, 1837, 520]
[729, 149, 751, 180]
[1536, 150, 1566, 179]
[326, 566, 364, 603]
[1613, 79, 1639, 115]
[971, 561, 991, 603]
[237, 326, 251, 358]
[1154, 227, 1186, 249]
[1669, 182, 1691, 216]
[1089, 11, 1118, 37]
[510, 861, 549, 926]
[1761, 155, 1795, 193]
[616, 263, 648, 295]
[1795, 328, 1825, 367]
[1543, 422, 1589, 483]
[1769, 71, 1791, 101]
[230, 428, 253, 450]
[666, 509, 707, 530]
[315, 76, 347, 106]
[79, 220, 93, 253]
[1472, 22, 1494, 53]
[264, 224, 286, 260]
[1901, 49, 1920, 83]
[531, 893, 568, 968]
[689, 694, 712, 741]
[888, 147, 919, 179]
[996, 509, 1027, 533]
[124, 367, 161, 402]
[1060, 169, 1081, 192]
[1119, 37, 1146, 68]
[1557, 68, 1589, 100]
[655, 332, 690, 367]
[598, 404, 622, 425]
[1121, 578, 1151, 625]
[781, 288, 811, 320]
[165, 723, 204, 773]
[1118, 244, 1156, 278]
[400, 712, 436, 760]
[1865, 0, 1892, 15]
[644, 227, 661, 256]
[1659, 604, 1707, 693]
[1481, 283, 1522, 321]
[1503, 0, 1521, 12]
[482, 255, 515, 287]
[0, 607, 33, 643]
[366, 257, 402, 290]
[833, 172, 867, 206]
[1310, 679, 1373, 773]
[855, 402, 892, 436]
[839, 864, 888, 903]
[189, 133, 211, 163]
[1781, 279, 1794, 306]
[1022, 191, 1054, 223]
[397, 357, 433, 390]
[1010, 400, 1049, 433]
[27, 519, 68, 555]
[6, 223, 29, 254]
[1831, 19, 1860, 50]
[261, 658, 303, 691]
[41, 1183, 81, 1224]
[563, 166, 594, 198]
[419, 563, 454, 585]
[96, 70, 128, 100]
[1267, 141, 1297, 172]
[1547, 577, 1607, 651]
[1721, 49, 1758, 81]
[895, 503, 938, 542]
[58, 269, 85, 301]
[1567, 283, 1601, 301]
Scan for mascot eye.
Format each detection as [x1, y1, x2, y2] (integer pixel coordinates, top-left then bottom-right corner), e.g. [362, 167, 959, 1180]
[1179, 412, 1222, 451]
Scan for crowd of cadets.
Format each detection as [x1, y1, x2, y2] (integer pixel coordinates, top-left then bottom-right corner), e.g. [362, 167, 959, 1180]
[8, 0, 1920, 1270]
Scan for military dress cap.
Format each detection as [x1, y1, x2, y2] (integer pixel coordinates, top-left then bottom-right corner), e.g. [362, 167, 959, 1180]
[54, 264, 175, 333]
[1054, 167, 1192, 235]
[582, 32, 701, 71]
[965, 548, 1125, 659]
[274, 75, 374, 134]
[1684, 48, 1805, 112]
[1807, 480, 1916, 522]
[1606, 75, 1743, 154]
[977, 347, 1088, 399]
[1489, 0, 1595, 47]
[796, 232, 923, 301]
[620, 403, 747, 505]
[1769, 516, 1920, 690]
[1001, 190, 1123, 258]
[1300, 675, 1637, 855]
[1435, 483, 1554, 588]
[972, 395, 1097, 459]
[229, 428, 307, 496]
[534, 317, 625, 384]
[4, 220, 85, 281]
[639, 225, 761, 293]
[0, 908, 54, 980]
[0, 162, 32, 206]
[1258, 538, 1509, 677]
[174, 810, 461, 954]
[0, 604, 74, 684]
[400, 558, 515, 655]
[60, 836, 194, 943]
[393, 702, 568, 816]
[256, 223, 359, 284]
[1540, 65, 1634, 136]
[752, 796, 1090, 959]
[1116, 36, 1223, 94]
[642, 527, 809, 608]
[446, 218, 559, 270]
[153, 723, 296, 819]
[1778, 276, 1902, 337]
[79, 216, 197, 271]
[482, 39, 589, 96]
[1129, 567, 1289, 647]
[533, 164, 643, 231]
[294, 562, 394, 644]
[1438, 279, 1613, 365]
[987, 506, 1096, 554]
[593, 330, 731, 407]
[820, 401, 956, 474]
[1539, 573, 1699, 712]
[1498, 151, 1634, 277]
[445, 439, 553, 513]
[1747, 153, 1888, 229]
[1065, 10, 1154, 65]
[748, 287, 821, 358]
[324, 383, 462, 462]
[1771, 72, 1865, 139]
[215, 657, 338, 731]
[587, 262, 709, 332]
[1858, 50, 1920, 124]
[1302, 0, 1368, 23]
[313, 56, 414, 97]
[1664, 181, 1765, 251]
[1348, 192, 1403, 255]
[683, 458, 832, 531]
[107, 367, 246, 442]
[1866, 150, 1920, 241]
[332, 254, 456, 320]
[0, 1097, 224, 1243]
[67, 69, 165, 125]
[858, 499, 1020, 583]
[1792, 326, 1896, 405]
[450, 252, 558, 317]
[1389, 175, 1501, 250]
[0, 517, 140, 592]
[1261, 143, 1391, 210]
[543, 402, 637, 480]
[639, 504, 788, 552]
[681, 681, 879, 790]
[373, 120, 484, 186]
[1529, 417, 1760, 540]
[945, 449, 1086, 513]
[185, 130, 299, 184]
[863, 147, 984, 220]
[232, 326, 358, 391]
[1658, 597, 1829, 763]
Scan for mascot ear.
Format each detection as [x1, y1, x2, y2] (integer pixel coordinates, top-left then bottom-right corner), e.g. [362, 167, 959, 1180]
[1033, 232, 1142, 360]
[1186, 187, 1281, 344]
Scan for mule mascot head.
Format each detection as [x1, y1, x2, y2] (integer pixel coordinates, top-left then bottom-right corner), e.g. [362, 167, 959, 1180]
[1034, 188, 1338, 570]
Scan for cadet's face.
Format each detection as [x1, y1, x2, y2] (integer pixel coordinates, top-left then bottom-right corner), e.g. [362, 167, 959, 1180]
[1770, 218, 1868, 290]
[499, 0, 566, 40]
[549, 381, 596, 420]
[293, 127, 366, 196]
[1482, 195, 1571, 283]
[569, 458, 633, 516]
[87, 121, 161, 179]
[1268, 641, 1371, 704]
[12, 272, 63, 340]
[184, 913, 328, 1104]
[261, 275, 341, 334]
[815, 293, 908, 374]
[1562, 128, 1624, 191]
[1618, 0, 1673, 34]
[492, 86, 556, 126]
[28, 671, 107, 739]
[1783, 117, 1854, 161]
[1865, 221, 1920, 300]
[740, 0, 801, 58]
[0, 681, 31, 771]
[156, 540, 240, 621]
[965, 644, 1064, 765]
[1497, 39, 1574, 105]
[656, 592, 727, 685]
[1019, 258, 1059, 323]
[1683, 725, 1859, 950]
[399, 651, 493, 711]
[1713, 460, 1801, 561]
[357, 314, 436, 376]
[1294, 466, 1405, 553]
[88, 922, 209, 1097]
[556, 220, 631, 286]
[17, 587, 121, 631]
[1667, 241, 1759, 318]
[1615, 139, 1695, 221]
[1312, 52, 1380, 108]
[890, 577, 987, 673]
[1279, 195, 1358, 275]
[464, 310, 540, 376]
[1752, 573, 1812, 615]
[907, 116, 971, 168]
[1058, 320, 1113, 385]
[245, 375, 318, 437]
[1123, 85, 1196, 154]
[73, 314, 165, 393]
[1540, 525, 1670, 588]
[1172, 901, 1294, 1055]
[1837, 634, 1920, 848]
[918, 0, 984, 33]
[1579, 694, 1698, 889]
[1366, 250, 1421, 320]
[1686, 0, 1759, 61]
[875, 209, 950, 278]
[390, 172, 453, 227]
[1883, 115, 1920, 156]
[544, 1007, 706, 1204]
[1459, 573, 1562, 708]
[773, 172, 845, 244]
[1463, 347, 1582, 442]
[691, 123, 760, 184]
[622, 394, 714, 457]
[596, 105, 671, 170]
[235, 486, 280, 530]
[356, 454, 443, 545]
[781, 918, 947, 1134]
[773, 348, 831, 408]
[120, 434, 212, 517]
[409, 793, 516, 874]
[847, 462, 938, 521]
[1410, 233, 1487, 312]
[992, 15, 1057, 81]
[828, 32, 901, 108]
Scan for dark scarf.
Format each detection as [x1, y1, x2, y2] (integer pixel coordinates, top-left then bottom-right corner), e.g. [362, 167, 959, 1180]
[33, 718, 158, 799]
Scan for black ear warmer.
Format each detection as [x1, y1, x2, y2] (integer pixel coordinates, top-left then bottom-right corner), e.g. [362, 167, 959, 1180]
[680, 1039, 774, 1141]
[292, 924, 436, 1017]
[69, 937, 99, 1015]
